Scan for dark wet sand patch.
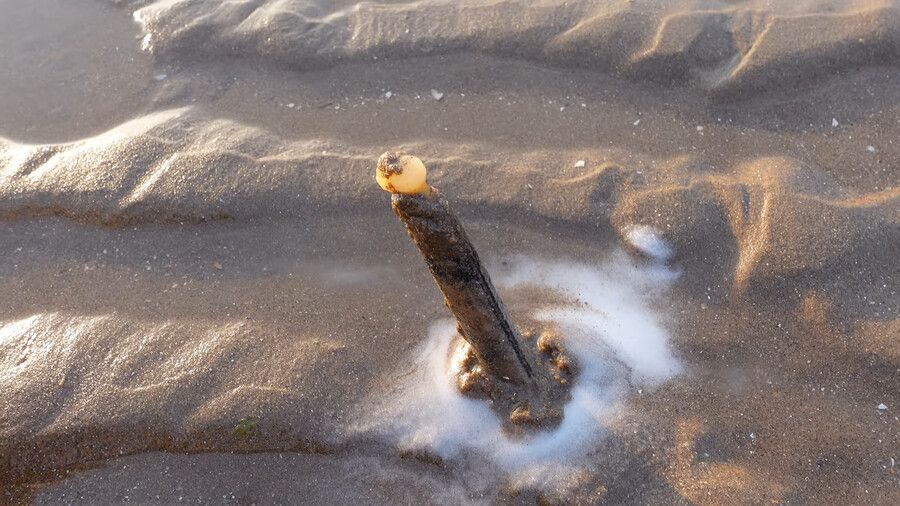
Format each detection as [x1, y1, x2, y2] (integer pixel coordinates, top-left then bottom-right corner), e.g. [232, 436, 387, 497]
[0, 0, 153, 142]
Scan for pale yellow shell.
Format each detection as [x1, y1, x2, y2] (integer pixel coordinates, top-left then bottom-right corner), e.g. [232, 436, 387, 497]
[376, 152, 429, 194]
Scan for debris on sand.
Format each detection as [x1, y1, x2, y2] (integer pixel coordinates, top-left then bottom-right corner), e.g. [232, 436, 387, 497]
[574, 160, 586, 168]
[376, 152, 577, 434]
[234, 417, 257, 437]
[430, 89, 444, 101]
[376, 152, 532, 385]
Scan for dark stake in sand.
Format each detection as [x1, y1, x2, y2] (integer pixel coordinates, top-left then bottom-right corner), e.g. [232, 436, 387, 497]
[376, 152, 574, 431]
[376, 151, 533, 383]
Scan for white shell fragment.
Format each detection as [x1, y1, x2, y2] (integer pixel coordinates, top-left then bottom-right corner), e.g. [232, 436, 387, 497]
[376, 152, 429, 195]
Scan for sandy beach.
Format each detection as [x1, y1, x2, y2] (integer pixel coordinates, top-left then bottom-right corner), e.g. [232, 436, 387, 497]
[1, 0, 898, 503]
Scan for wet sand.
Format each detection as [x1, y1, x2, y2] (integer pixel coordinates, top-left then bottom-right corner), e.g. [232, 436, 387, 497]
[1, 0, 898, 503]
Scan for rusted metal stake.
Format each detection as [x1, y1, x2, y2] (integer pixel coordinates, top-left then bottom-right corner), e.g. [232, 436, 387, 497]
[376, 152, 533, 384]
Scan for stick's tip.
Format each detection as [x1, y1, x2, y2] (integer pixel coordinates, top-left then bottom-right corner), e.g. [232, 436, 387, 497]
[376, 151, 430, 195]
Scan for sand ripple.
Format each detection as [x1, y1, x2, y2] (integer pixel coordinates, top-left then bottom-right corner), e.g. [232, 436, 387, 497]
[124, 0, 900, 94]
[0, 311, 347, 482]
[2, 109, 896, 296]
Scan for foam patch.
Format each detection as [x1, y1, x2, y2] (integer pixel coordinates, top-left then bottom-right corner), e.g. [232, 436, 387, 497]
[357, 250, 681, 487]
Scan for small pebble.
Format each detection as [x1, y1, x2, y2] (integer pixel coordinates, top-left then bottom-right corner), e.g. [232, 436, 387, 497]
[430, 89, 444, 101]
[574, 160, 586, 168]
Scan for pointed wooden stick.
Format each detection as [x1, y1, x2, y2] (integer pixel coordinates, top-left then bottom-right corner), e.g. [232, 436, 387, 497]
[377, 152, 533, 383]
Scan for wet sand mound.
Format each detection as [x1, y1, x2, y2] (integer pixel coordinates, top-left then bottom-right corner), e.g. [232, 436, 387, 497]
[0, 108, 376, 225]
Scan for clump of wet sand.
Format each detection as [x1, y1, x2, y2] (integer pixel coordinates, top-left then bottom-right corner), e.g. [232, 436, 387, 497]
[451, 322, 576, 434]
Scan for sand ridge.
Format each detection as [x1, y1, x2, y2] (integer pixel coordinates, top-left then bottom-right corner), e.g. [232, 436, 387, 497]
[126, 0, 900, 94]
[2, 112, 895, 299]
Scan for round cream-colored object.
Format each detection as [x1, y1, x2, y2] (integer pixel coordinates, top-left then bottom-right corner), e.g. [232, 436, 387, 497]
[376, 152, 429, 194]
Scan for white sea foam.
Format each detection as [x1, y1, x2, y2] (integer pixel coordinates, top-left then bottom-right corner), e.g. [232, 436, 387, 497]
[358, 250, 681, 488]
[623, 225, 673, 261]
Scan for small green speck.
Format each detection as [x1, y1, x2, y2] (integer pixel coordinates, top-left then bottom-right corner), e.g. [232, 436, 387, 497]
[234, 417, 257, 437]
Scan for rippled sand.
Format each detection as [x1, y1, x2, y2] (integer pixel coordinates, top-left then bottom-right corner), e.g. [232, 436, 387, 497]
[1, 0, 898, 503]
